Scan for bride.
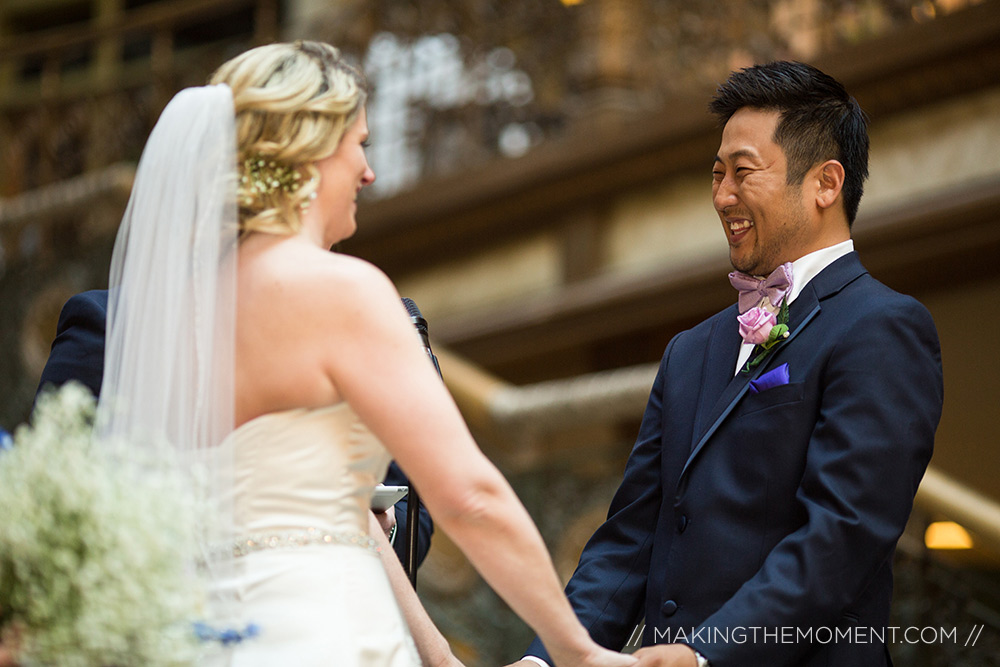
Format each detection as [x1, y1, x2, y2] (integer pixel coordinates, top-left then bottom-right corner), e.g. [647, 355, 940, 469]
[97, 41, 637, 667]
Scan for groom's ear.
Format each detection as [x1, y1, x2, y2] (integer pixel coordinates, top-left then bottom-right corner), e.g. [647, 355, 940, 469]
[814, 160, 845, 211]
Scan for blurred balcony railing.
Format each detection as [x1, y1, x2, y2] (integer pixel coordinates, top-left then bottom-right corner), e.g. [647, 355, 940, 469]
[1, 0, 990, 202]
[308, 0, 991, 198]
[0, 0, 278, 196]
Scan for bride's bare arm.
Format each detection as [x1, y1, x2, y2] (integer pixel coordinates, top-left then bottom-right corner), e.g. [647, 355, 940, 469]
[313, 257, 634, 667]
[367, 513, 463, 667]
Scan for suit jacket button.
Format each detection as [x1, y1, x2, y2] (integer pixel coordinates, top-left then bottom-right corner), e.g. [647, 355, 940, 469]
[662, 599, 678, 616]
[677, 515, 688, 533]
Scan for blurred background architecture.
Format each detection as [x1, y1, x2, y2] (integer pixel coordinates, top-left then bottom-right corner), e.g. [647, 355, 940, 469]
[2, 0, 999, 663]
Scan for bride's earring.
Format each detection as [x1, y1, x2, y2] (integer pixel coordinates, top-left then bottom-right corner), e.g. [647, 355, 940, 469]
[300, 183, 319, 212]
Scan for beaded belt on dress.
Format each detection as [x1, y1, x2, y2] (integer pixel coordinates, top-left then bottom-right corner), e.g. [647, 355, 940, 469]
[229, 527, 381, 558]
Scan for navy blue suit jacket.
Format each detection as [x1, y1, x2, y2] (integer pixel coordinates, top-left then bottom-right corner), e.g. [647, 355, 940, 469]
[36, 289, 433, 566]
[528, 253, 943, 666]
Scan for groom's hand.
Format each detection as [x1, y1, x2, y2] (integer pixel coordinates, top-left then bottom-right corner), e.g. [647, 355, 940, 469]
[632, 644, 697, 667]
[503, 662, 540, 667]
[372, 506, 397, 542]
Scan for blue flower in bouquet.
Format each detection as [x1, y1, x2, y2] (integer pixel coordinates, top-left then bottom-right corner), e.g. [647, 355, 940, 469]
[0, 427, 12, 452]
[193, 621, 261, 646]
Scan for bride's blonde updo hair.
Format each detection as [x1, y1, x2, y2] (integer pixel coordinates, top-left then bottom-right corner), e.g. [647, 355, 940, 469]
[209, 41, 369, 235]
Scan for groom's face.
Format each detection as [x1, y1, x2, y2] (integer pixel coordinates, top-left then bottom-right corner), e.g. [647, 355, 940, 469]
[712, 108, 813, 276]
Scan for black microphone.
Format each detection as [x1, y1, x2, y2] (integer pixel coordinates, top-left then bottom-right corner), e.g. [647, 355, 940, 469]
[401, 297, 442, 378]
[399, 297, 442, 586]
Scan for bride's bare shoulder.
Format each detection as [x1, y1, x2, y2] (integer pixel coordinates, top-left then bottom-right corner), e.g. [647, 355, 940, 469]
[242, 240, 398, 312]
[308, 250, 396, 302]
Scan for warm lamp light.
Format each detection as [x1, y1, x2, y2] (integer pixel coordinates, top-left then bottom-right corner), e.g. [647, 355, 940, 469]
[560, 0, 585, 5]
[924, 521, 974, 550]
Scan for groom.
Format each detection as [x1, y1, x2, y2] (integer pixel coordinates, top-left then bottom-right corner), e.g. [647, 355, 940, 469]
[36, 288, 434, 566]
[517, 62, 943, 666]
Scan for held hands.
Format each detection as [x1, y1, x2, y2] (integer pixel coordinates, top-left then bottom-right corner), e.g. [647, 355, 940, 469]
[632, 644, 698, 667]
[581, 646, 639, 667]
[504, 649, 637, 667]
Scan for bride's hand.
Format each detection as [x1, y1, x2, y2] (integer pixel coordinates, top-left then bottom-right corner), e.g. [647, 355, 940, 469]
[550, 644, 637, 667]
[580, 646, 638, 667]
[504, 648, 636, 667]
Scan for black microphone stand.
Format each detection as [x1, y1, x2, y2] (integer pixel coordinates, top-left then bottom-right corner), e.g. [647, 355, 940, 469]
[400, 298, 441, 587]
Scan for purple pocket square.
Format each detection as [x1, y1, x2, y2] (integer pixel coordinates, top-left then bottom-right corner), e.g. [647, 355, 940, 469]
[749, 363, 790, 394]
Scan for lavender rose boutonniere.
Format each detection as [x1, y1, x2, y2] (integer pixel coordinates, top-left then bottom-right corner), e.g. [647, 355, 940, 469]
[739, 297, 790, 373]
[737, 307, 776, 345]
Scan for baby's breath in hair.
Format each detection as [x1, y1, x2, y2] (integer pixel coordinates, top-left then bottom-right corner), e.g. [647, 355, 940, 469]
[239, 155, 305, 206]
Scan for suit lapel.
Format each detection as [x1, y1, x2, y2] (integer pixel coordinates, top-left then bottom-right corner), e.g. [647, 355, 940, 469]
[691, 305, 742, 445]
[678, 252, 868, 484]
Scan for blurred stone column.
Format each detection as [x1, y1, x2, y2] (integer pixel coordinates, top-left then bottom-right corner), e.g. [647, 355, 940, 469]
[285, 0, 368, 44]
[91, 0, 124, 85]
[569, 0, 652, 128]
[254, 0, 280, 45]
[0, 3, 12, 92]
[150, 26, 176, 117]
[770, 0, 823, 60]
[0, 5, 16, 199]
[85, 0, 124, 172]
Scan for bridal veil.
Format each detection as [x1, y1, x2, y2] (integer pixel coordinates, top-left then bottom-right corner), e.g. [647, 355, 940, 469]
[97, 84, 241, 624]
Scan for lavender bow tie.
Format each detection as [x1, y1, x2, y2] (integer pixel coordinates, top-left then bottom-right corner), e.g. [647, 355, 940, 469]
[729, 263, 794, 314]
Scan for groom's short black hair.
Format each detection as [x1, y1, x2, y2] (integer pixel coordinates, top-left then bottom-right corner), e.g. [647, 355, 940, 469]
[710, 61, 870, 226]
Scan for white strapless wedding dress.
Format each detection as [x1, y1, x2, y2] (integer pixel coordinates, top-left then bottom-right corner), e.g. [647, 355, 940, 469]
[205, 403, 420, 666]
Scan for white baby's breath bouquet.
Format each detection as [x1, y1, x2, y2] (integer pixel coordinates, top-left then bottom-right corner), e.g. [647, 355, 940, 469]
[0, 383, 204, 666]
